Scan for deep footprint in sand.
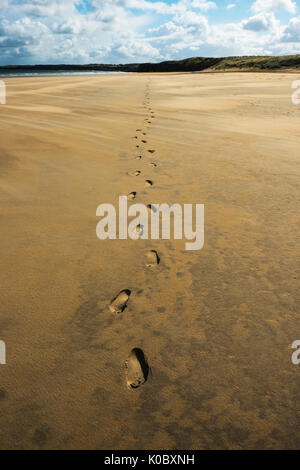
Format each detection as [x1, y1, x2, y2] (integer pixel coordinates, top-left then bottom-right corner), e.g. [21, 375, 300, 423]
[149, 162, 157, 168]
[127, 192, 137, 200]
[125, 348, 149, 389]
[109, 290, 131, 314]
[142, 140, 147, 144]
[136, 156, 142, 160]
[146, 250, 160, 267]
[145, 180, 153, 187]
[148, 150, 155, 154]
[128, 170, 141, 177]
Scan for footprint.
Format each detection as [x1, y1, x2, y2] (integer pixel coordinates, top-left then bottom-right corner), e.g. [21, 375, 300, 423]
[129, 170, 141, 177]
[136, 224, 143, 235]
[147, 204, 157, 214]
[149, 162, 157, 168]
[109, 290, 131, 314]
[145, 180, 153, 187]
[125, 348, 149, 389]
[146, 250, 160, 267]
[136, 129, 142, 132]
[127, 192, 137, 200]
[148, 150, 155, 154]
[142, 140, 147, 144]
[136, 156, 142, 160]
[129, 224, 144, 238]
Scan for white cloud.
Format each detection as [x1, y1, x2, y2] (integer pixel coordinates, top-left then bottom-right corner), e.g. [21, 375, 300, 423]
[116, 40, 161, 59]
[0, 0, 299, 65]
[242, 12, 279, 32]
[175, 11, 209, 30]
[0, 0, 9, 8]
[91, 0, 182, 15]
[252, 0, 297, 14]
[52, 19, 84, 35]
[192, 0, 217, 11]
[19, 0, 78, 17]
[0, 17, 48, 38]
[282, 16, 300, 41]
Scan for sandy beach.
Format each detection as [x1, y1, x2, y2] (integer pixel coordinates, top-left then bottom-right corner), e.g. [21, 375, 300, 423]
[0, 71, 299, 450]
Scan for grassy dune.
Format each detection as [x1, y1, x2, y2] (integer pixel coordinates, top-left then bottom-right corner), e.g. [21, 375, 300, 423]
[136, 55, 300, 72]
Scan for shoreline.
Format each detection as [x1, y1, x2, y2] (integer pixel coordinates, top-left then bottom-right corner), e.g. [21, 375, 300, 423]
[0, 71, 128, 78]
[1, 68, 300, 79]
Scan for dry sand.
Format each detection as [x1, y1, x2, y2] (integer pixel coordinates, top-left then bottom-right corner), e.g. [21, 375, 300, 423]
[0, 72, 299, 450]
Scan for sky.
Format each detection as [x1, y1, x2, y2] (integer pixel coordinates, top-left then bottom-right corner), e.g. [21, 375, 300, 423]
[0, 0, 299, 65]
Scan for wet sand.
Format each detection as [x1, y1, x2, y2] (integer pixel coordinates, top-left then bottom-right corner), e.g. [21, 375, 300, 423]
[0, 72, 299, 449]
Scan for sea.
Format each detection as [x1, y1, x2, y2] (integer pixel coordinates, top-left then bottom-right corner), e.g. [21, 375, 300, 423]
[0, 70, 126, 78]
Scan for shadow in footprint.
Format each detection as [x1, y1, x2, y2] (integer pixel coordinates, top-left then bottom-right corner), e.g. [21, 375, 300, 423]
[147, 250, 160, 267]
[147, 204, 157, 214]
[126, 348, 150, 389]
[109, 290, 131, 314]
[127, 192, 137, 200]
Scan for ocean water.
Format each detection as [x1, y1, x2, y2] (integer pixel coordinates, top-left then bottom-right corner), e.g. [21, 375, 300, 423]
[0, 70, 126, 78]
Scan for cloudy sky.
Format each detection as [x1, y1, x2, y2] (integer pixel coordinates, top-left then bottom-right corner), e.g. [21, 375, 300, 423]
[0, 0, 299, 65]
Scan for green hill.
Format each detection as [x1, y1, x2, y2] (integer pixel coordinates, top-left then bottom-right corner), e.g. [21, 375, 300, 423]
[213, 55, 300, 70]
[135, 55, 300, 72]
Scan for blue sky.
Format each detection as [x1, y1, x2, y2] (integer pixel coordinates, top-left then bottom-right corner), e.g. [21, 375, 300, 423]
[0, 0, 299, 65]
